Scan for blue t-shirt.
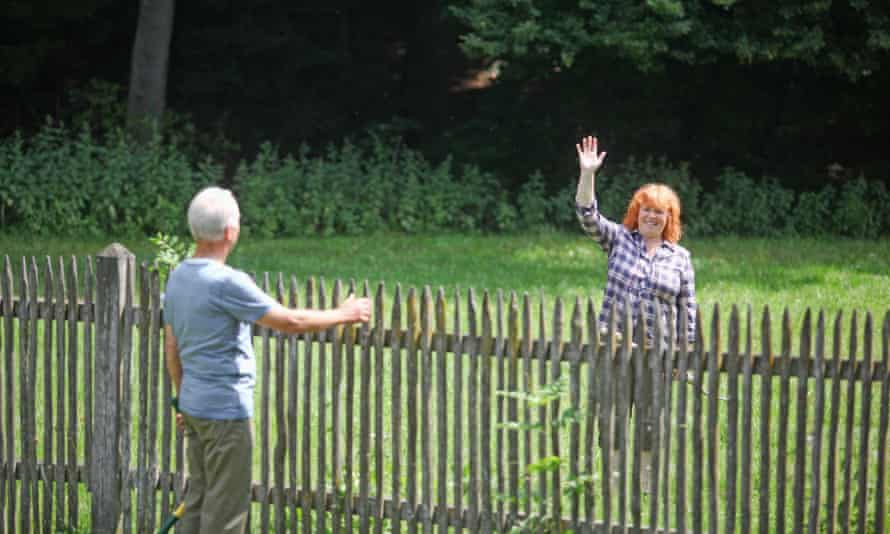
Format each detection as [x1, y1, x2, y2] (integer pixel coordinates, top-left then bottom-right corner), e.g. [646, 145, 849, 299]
[163, 259, 277, 419]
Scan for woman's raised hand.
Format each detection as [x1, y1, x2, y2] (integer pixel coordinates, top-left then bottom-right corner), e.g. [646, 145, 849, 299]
[576, 136, 607, 174]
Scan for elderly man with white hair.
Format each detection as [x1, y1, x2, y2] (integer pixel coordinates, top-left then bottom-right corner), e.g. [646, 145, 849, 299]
[164, 186, 371, 534]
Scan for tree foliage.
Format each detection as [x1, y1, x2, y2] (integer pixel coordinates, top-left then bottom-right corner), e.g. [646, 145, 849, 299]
[451, 0, 890, 80]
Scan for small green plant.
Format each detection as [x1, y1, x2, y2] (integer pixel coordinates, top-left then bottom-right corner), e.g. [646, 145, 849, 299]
[149, 232, 194, 283]
[496, 375, 590, 534]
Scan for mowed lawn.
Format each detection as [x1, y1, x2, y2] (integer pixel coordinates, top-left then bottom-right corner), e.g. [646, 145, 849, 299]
[2, 231, 887, 321]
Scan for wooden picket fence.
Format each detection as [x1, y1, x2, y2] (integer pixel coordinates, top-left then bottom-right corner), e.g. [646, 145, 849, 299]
[0, 250, 888, 533]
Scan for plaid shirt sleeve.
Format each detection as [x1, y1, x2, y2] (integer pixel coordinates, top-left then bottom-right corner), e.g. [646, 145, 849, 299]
[679, 250, 698, 343]
[575, 200, 624, 253]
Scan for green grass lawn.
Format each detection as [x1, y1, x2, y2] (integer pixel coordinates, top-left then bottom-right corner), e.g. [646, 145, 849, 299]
[2, 231, 888, 316]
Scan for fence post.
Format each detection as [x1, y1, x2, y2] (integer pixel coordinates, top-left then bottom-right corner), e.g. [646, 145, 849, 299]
[91, 244, 134, 534]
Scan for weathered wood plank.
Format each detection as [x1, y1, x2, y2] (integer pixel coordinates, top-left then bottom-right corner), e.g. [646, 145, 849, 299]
[479, 291, 493, 533]
[659, 307, 675, 532]
[2, 256, 15, 533]
[520, 294, 532, 524]
[807, 311, 826, 534]
[855, 314, 873, 534]
[24, 258, 38, 532]
[775, 308, 793, 534]
[601, 303, 616, 533]
[706, 304, 720, 534]
[316, 279, 331, 534]
[507, 293, 521, 527]
[419, 286, 433, 534]
[691, 309, 705, 534]
[839, 312, 858, 533]
[551, 298, 565, 527]
[494, 290, 505, 532]
[435, 288, 449, 534]
[302, 277, 316, 534]
[584, 298, 598, 530]
[536, 294, 548, 521]
[136, 264, 151, 533]
[344, 280, 357, 533]
[467, 289, 479, 533]
[824, 311, 843, 534]
[120, 255, 136, 534]
[66, 257, 82, 529]
[406, 287, 419, 534]
[739, 306, 754, 534]
[42, 258, 55, 533]
[637, 300, 660, 533]
[758, 307, 773, 534]
[288, 277, 300, 534]
[452, 288, 465, 528]
[260, 273, 272, 533]
[672, 306, 689, 534]
[360, 281, 373, 534]
[274, 274, 287, 533]
[630, 302, 645, 532]
[390, 285, 403, 534]
[568, 298, 582, 530]
[374, 284, 386, 534]
[876, 312, 890, 534]
[725, 306, 740, 534]
[792, 310, 812, 534]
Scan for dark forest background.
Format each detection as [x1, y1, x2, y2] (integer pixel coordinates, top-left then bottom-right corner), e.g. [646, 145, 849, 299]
[2, 0, 889, 236]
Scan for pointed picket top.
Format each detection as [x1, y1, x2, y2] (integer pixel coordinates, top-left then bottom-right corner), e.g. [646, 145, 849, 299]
[651, 299, 661, 356]
[537, 291, 547, 358]
[607, 300, 618, 361]
[2, 256, 12, 316]
[467, 287, 478, 339]
[761, 306, 773, 371]
[883, 311, 890, 378]
[521, 293, 532, 358]
[420, 286, 433, 349]
[621, 298, 633, 356]
[679, 298, 688, 356]
[305, 276, 316, 309]
[453, 286, 462, 341]
[374, 283, 386, 342]
[481, 290, 493, 356]
[570, 297, 583, 363]
[552, 296, 564, 359]
[435, 287, 447, 334]
[587, 298, 599, 354]
[391, 283, 403, 341]
[815, 310, 826, 374]
[864, 311, 874, 380]
[800, 309, 812, 369]
[849, 310, 859, 377]
[781, 307, 792, 362]
[638, 299, 650, 355]
[729, 305, 740, 361]
[406, 287, 420, 348]
[710, 303, 721, 372]
[508, 291, 519, 361]
[275, 272, 285, 305]
[318, 277, 329, 311]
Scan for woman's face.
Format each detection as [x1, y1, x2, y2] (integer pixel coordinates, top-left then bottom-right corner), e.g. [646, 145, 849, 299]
[637, 205, 667, 240]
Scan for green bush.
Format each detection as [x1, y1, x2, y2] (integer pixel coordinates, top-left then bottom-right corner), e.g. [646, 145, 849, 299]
[235, 135, 514, 236]
[700, 169, 795, 236]
[0, 119, 218, 236]
[1, 117, 888, 239]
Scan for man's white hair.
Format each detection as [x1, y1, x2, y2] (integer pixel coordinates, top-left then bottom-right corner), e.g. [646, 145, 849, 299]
[187, 187, 241, 241]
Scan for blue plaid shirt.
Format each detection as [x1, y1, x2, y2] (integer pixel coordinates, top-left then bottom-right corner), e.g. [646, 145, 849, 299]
[577, 202, 697, 344]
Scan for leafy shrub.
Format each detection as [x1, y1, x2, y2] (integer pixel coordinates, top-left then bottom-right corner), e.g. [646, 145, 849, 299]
[832, 176, 890, 238]
[701, 168, 795, 236]
[235, 134, 513, 236]
[0, 119, 218, 236]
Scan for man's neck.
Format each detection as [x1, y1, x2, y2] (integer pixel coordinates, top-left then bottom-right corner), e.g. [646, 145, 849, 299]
[192, 240, 231, 264]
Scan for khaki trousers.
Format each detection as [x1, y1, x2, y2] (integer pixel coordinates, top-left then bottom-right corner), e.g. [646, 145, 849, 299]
[177, 415, 253, 534]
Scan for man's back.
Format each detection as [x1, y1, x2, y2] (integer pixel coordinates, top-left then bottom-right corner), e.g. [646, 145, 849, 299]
[164, 258, 275, 420]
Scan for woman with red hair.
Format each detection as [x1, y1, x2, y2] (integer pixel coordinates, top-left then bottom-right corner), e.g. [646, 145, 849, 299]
[574, 136, 697, 344]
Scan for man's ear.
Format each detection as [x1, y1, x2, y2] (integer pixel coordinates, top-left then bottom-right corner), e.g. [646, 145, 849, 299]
[223, 224, 238, 242]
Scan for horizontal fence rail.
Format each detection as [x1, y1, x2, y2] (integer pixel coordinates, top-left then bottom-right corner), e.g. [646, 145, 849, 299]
[0, 254, 888, 533]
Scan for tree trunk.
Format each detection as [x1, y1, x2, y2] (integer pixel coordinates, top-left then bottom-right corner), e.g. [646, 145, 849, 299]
[126, 0, 176, 142]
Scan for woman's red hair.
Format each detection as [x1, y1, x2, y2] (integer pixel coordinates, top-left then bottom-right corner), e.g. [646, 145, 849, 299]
[622, 183, 683, 243]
